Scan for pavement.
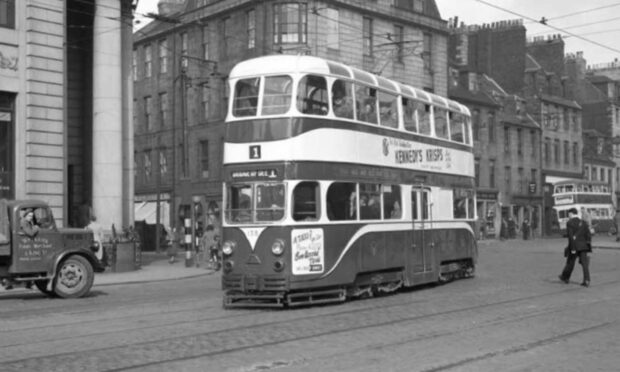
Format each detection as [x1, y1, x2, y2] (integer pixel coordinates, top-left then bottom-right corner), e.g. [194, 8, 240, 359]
[94, 252, 215, 287]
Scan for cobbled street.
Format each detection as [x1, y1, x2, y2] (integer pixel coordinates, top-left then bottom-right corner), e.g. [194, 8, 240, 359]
[1, 237, 619, 372]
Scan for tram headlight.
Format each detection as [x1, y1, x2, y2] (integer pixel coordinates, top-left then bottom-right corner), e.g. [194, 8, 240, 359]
[222, 241, 236, 256]
[271, 239, 285, 256]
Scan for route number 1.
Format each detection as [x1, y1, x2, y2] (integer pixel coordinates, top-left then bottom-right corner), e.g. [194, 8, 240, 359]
[250, 145, 261, 159]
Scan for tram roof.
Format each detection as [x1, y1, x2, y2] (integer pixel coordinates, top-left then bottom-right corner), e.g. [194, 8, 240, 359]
[229, 55, 469, 114]
[553, 179, 610, 186]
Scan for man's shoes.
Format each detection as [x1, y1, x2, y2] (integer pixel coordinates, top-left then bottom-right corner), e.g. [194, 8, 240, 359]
[581, 281, 590, 287]
[559, 275, 569, 284]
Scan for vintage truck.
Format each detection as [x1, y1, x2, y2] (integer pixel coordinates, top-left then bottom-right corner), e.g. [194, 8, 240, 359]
[0, 199, 104, 298]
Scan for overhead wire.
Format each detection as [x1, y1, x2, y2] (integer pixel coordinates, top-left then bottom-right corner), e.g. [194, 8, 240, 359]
[474, 0, 620, 54]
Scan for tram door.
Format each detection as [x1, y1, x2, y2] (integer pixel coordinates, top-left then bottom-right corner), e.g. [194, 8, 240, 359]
[410, 188, 433, 276]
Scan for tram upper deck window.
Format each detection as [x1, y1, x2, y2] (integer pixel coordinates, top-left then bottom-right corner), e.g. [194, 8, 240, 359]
[326, 182, 356, 220]
[262, 75, 292, 115]
[378, 91, 398, 128]
[449, 111, 465, 143]
[297, 75, 328, 115]
[356, 85, 378, 124]
[233, 78, 259, 117]
[418, 102, 431, 135]
[434, 107, 449, 139]
[402, 98, 417, 132]
[256, 183, 285, 221]
[293, 181, 320, 221]
[331, 79, 354, 119]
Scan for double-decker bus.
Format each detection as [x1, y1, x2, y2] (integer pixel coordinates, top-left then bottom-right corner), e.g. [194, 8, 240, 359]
[220, 55, 477, 308]
[552, 180, 615, 233]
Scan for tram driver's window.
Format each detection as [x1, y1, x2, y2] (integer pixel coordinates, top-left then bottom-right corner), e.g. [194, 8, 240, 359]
[233, 78, 259, 117]
[326, 182, 357, 220]
[402, 98, 417, 133]
[331, 79, 354, 119]
[435, 107, 449, 139]
[256, 183, 285, 221]
[383, 185, 401, 219]
[226, 184, 253, 223]
[262, 75, 292, 116]
[297, 75, 328, 115]
[293, 182, 320, 221]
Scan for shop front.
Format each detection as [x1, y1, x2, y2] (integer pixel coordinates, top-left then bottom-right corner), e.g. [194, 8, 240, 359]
[477, 190, 499, 239]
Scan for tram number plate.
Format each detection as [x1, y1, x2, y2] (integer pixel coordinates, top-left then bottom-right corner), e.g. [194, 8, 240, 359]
[250, 145, 261, 159]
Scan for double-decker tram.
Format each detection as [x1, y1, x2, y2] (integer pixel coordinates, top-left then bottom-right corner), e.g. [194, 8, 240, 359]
[552, 180, 615, 233]
[221, 55, 477, 308]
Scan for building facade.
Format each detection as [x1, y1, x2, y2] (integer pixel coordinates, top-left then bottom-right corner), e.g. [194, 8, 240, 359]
[0, 0, 135, 229]
[133, 0, 452, 246]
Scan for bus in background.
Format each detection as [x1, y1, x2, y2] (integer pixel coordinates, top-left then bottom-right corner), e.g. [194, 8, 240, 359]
[552, 180, 615, 234]
[220, 55, 477, 308]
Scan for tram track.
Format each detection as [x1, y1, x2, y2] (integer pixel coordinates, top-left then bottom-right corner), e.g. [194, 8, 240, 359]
[2, 276, 619, 371]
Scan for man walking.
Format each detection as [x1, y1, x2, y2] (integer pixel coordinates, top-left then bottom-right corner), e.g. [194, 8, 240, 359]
[559, 208, 592, 287]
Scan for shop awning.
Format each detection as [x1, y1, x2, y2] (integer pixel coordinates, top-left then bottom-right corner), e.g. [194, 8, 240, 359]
[134, 201, 170, 228]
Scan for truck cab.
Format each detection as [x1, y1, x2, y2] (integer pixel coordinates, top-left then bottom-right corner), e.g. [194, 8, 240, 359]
[0, 199, 104, 298]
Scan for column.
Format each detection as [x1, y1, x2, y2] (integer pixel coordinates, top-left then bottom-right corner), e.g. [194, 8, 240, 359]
[92, 0, 123, 231]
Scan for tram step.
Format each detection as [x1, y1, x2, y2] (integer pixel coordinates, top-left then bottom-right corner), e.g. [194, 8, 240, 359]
[286, 288, 346, 307]
[224, 292, 286, 308]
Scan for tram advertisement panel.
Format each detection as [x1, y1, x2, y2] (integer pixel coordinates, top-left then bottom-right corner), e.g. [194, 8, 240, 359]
[291, 228, 324, 275]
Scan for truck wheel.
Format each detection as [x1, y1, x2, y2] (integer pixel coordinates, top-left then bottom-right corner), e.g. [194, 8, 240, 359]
[35, 280, 56, 297]
[54, 255, 95, 298]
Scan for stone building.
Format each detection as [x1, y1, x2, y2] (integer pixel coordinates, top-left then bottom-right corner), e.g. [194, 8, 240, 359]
[133, 0, 452, 243]
[0, 0, 135, 229]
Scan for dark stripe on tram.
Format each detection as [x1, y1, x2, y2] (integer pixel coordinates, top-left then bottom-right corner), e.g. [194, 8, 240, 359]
[226, 117, 472, 151]
[224, 160, 475, 187]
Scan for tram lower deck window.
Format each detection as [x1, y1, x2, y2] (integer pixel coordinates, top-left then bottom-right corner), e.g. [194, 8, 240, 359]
[293, 181, 320, 221]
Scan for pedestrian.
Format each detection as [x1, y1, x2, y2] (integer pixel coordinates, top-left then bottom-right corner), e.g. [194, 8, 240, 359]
[559, 208, 592, 287]
[613, 209, 620, 242]
[500, 217, 508, 241]
[167, 227, 179, 264]
[521, 218, 530, 240]
[85, 215, 104, 261]
[200, 225, 217, 268]
[580, 207, 593, 232]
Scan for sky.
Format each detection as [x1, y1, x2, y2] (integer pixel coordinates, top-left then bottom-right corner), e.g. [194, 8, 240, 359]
[134, 0, 620, 67]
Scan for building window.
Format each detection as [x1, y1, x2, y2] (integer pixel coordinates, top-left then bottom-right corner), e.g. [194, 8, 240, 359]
[200, 140, 209, 178]
[132, 99, 137, 130]
[144, 151, 152, 181]
[475, 159, 480, 187]
[530, 130, 536, 158]
[505, 166, 511, 192]
[159, 150, 168, 176]
[504, 126, 510, 154]
[202, 85, 210, 120]
[517, 128, 522, 157]
[247, 9, 256, 49]
[158, 39, 168, 74]
[144, 44, 152, 78]
[222, 17, 231, 58]
[132, 49, 138, 81]
[202, 25, 210, 60]
[573, 142, 579, 165]
[564, 140, 569, 164]
[326, 8, 339, 49]
[472, 109, 480, 141]
[144, 96, 152, 131]
[180, 32, 188, 69]
[488, 112, 495, 142]
[423, 33, 432, 72]
[273, 3, 307, 44]
[597, 138, 604, 155]
[0, 0, 15, 29]
[394, 0, 423, 12]
[554, 139, 560, 164]
[600, 167, 605, 182]
[544, 137, 550, 165]
[159, 92, 168, 126]
[531, 169, 537, 193]
[518, 168, 524, 194]
[363, 17, 373, 56]
[489, 160, 496, 189]
[394, 25, 404, 62]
